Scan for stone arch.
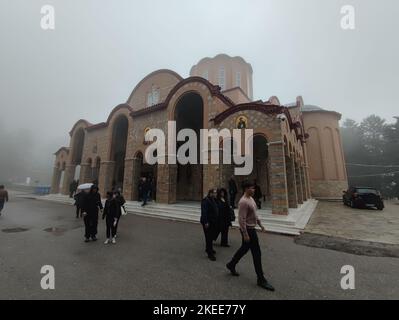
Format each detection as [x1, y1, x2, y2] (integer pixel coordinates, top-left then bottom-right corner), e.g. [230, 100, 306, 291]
[92, 157, 101, 185]
[172, 91, 205, 201]
[250, 133, 270, 206]
[108, 114, 129, 191]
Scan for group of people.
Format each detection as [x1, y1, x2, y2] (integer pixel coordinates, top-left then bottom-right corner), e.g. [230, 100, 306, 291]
[201, 179, 274, 292]
[73, 185, 126, 244]
[138, 176, 156, 206]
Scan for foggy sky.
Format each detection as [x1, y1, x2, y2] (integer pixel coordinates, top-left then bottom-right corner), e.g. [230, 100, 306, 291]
[1, 0, 399, 180]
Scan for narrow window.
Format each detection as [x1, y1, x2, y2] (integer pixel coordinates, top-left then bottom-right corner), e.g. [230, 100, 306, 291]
[218, 67, 225, 90]
[235, 71, 241, 87]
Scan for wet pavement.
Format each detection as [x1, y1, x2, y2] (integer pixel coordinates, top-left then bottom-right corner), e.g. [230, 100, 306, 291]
[0, 196, 398, 299]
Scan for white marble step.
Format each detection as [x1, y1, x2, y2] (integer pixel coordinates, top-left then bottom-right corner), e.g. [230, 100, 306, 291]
[36, 194, 316, 235]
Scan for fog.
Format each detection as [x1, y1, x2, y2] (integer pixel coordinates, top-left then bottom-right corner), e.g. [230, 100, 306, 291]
[1, 0, 398, 184]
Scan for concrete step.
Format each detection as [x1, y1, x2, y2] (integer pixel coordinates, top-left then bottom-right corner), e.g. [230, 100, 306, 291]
[37, 194, 315, 236]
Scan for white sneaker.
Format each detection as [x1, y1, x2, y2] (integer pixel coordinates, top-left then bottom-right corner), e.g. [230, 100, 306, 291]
[104, 239, 110, 244]
[111, 237, 116, 244]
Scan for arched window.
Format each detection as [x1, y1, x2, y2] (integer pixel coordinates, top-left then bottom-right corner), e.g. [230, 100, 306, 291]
[147, 85, 160, 107]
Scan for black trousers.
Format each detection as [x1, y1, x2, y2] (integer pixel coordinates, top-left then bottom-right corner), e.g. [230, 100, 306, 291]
[75, 206, 82, 218]
[202, 224, 215, 255]
[84, 213, 98, 239]
[106, 218, 117, 238]
[214, 224, 229, 245]
[114, 217, 120, 234]
[229, 228, 265, 280]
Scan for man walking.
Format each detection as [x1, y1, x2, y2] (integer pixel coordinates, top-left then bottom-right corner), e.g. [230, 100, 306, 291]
[0, 185, 9, 216]
[226, 181, 275, 291]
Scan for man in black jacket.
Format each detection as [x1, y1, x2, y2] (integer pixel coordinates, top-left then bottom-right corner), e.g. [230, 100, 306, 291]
[141, 177, 151, 206]
[81, 185, 103, 242]
[200, 189, 219, 261]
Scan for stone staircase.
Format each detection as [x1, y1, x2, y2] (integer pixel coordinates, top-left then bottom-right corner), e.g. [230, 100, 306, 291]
[36, 194, 318, 235]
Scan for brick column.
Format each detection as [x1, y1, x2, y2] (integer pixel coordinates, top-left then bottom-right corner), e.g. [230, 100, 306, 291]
[50, 167, 61, 194]
[303, 165, 311, 199]
[98, 161, 115, 197]
[61, 164, 76, 195]
[157, 164, 177, 204]
[301, 165, 308, 201]
[295, 161, 304, 204]
[79, 163, 92, 184]
[269, 141, 289, 215]
[286, 155, 298, 208]
[202, 148, 221, 198]
[302, 141, 312, 198]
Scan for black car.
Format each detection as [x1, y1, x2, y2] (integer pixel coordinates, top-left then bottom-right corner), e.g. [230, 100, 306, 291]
[343, 187, 384, 210]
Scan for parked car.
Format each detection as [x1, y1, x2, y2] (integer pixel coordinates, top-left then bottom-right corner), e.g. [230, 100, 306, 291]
[343, 187, 384, 210]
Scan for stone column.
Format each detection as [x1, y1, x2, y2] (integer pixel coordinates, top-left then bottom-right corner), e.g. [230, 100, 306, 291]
[98, 161, 115, 197]
[286, 155, 298, 208]
[61, 164, 76, 195]
[157, 164, 177, 204]
[301, 165, 308, 201]
[79, 163, 92, 184]
[303, 165, 311, 199]
[202, 148, 221, 198]
[269, 141, 289, 215]
[219, 148, 229, 190]
[50, 167, 61, 194]
[295, 162, 304, 204]
[302, 141, 312, 198]
[122, 157, 142, 201]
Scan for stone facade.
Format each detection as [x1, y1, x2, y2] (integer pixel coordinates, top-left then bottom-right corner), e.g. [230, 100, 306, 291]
[50, 54, 348, 214]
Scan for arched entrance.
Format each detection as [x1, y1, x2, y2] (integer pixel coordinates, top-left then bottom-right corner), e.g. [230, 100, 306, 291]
[246, 134, 270, 208]
[134, 151, 158, 201]
[110, 115, 129, 191]
[174, 92, 204, 201]
[92, 157, 101, 185]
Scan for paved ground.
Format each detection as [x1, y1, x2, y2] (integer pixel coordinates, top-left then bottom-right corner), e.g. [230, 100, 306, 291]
[0, 196, 398, 299]
[304, 200, 399, 245]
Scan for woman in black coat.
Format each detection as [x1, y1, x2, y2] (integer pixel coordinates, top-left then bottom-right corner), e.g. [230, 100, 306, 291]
[81, 185, 103, 242]
[200, 189, 219, 261]
[102, 192, 119, 244]
[215, 188, 233, 247]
